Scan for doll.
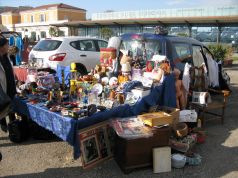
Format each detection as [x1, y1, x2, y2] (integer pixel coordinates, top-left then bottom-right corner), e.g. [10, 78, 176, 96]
[174, 68, 186, 109]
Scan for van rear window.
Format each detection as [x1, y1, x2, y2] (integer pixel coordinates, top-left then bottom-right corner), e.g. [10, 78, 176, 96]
[33, 40, 62, 51]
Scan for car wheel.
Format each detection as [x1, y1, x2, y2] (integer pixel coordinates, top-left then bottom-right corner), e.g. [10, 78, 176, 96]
[76, 63, 88, 76]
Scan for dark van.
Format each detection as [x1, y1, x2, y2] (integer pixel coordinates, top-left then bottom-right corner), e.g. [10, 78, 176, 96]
[120, 33, 215, 71]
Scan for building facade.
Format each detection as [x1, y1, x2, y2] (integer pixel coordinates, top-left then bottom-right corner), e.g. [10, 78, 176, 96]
[0, 3, 86, 41]
[54, 6, 238, 45]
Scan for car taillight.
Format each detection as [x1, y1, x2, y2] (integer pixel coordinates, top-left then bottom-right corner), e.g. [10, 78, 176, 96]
[49, 53, 66, 61]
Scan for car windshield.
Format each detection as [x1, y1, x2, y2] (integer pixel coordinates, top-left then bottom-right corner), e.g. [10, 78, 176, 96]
[121, 39, 161, 61]
[33, 40, 62, 51]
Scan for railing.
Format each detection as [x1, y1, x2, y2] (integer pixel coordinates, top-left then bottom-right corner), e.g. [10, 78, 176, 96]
[92, 6, 238, 20]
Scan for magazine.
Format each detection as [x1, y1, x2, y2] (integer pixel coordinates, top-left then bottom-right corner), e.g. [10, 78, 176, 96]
[111, 117, 153, 139]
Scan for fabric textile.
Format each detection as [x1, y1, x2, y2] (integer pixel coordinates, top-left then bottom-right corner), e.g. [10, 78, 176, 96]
[14, 74, 176, 159]
[182, 63, 191, 93]
[206, 54, 219, 87]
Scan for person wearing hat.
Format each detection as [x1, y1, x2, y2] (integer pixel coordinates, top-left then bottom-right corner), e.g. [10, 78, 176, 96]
[0, 37, 17, 132]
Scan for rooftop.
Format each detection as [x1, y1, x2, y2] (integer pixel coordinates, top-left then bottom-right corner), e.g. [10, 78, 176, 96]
[20, 3, 86, 12]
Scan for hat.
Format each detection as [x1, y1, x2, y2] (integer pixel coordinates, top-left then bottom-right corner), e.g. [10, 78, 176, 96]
[152, 55, 167, 63]
[0, 37, 8, 47]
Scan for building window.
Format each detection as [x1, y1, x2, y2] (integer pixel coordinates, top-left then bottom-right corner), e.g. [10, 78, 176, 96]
[5, 16, 9, 24]
[64, 15, 68, 20]
[121, 26, 140, 34]
[87, 27, 100, 37]
[24, 15, 27, 23]
[40, 31, 46, 38]
[40, 14, 45, 22]
[30, 15, 34, 23]
[30, 32, 36, 42]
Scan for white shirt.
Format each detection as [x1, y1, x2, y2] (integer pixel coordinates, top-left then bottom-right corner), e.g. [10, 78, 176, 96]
[182, 63, 191, 93]
[206, 54, 219, 87]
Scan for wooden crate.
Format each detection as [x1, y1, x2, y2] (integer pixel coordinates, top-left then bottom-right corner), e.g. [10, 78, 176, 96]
[114, 127, 171, 174]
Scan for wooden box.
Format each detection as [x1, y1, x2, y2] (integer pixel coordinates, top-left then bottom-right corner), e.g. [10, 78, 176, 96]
[138, 112, 173, 127]
[114, 127, 171, 174]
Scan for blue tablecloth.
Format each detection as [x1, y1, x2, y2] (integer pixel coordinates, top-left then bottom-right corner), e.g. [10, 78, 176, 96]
[13, 74, 176, 159]
[13, 98, 80, 158]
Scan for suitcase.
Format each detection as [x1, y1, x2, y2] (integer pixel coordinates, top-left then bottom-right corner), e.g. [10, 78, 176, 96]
[114, 126, 171, 174]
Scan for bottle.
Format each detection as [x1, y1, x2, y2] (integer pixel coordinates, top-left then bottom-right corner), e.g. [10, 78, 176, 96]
[61, 69, 65, 91]
[197, 118, 202, 128]
[112, 57, 121, 77]
[48, 90, 53, 101]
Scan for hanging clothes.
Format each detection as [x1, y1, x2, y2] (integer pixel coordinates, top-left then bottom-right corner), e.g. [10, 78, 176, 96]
[8, 36, 15, 46]
[15, 36, 23, 66]
[206, 53, 219, 87]
[182, 63, 191, 93]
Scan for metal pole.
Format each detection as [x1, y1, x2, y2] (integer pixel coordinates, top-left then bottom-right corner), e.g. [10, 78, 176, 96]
[217, 26, 222, 44]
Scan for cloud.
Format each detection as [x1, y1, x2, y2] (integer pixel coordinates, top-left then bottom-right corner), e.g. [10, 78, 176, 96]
[167, 0, 186, 5]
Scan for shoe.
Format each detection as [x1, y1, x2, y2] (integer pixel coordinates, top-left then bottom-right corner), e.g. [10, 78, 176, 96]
[0, 152, 2, 161]
[1, 124, 8, 132]
[0, 118, 8, 133]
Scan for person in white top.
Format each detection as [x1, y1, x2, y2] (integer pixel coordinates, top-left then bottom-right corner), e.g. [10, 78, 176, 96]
[0, 37, 16, 132]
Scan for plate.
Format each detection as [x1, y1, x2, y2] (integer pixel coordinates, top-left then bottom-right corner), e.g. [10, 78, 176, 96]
[91, 83, 103, 94]
[101, 77, 109, 85]
[109, 77, 118, 86]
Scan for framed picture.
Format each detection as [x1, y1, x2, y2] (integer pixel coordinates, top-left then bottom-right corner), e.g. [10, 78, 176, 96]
[78, 121, 115, 169]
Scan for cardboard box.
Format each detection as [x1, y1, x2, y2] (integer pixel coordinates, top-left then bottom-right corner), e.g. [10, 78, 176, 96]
[138, 112, 174, 127]
[158, 106, 180, 126]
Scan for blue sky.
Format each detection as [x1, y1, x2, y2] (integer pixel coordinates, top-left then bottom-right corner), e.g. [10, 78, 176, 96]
[0, 0, 238, 18]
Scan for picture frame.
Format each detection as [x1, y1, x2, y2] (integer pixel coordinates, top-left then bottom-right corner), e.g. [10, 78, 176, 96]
[78, 121, 115, 169]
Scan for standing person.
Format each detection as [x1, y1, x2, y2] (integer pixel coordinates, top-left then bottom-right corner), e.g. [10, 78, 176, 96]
[22, 36, 29, 63]
[0, 37, 16, 132]
[8, 45, 19, 66]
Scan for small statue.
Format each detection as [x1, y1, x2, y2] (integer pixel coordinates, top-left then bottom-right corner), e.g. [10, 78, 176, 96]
[174, 68, 186, 109]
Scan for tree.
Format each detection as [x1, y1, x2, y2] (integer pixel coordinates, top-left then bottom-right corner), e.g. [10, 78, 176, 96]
[49, 26, 59, 37]
[208, 44, 233, 61]
[176, 32, 189, 37]
[100, 27, 113, 40]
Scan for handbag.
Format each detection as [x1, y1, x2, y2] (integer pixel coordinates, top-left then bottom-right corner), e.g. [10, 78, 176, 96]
[0, 83, 12, 119]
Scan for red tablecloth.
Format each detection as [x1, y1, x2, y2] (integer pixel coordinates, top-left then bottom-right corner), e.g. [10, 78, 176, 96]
[13, 67, 28, 82]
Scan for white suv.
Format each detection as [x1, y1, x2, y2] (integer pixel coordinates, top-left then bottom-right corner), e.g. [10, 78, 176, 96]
[29, 37, 108, 74]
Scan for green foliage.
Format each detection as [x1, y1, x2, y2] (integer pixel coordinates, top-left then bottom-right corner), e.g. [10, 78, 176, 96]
[176, 32, 189, 37]
[49, 26, 59, 37]
[232, 56, 238, 61]
[208, 44, 233, 61]
[100, 27, 113, 40]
